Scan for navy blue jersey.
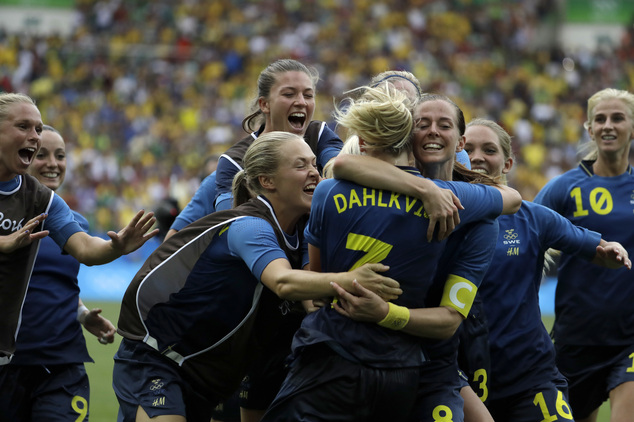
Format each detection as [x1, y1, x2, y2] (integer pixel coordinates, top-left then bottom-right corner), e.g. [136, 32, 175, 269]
[482, 201, 600, 399]
[423, 219, 499, 382]
[11, 211, 92, 366]
[297, 167, 503, 368]
[534, 162, 634, 346]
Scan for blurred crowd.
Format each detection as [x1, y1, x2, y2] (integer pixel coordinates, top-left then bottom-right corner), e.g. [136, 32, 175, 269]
[1, 0, 633, 232]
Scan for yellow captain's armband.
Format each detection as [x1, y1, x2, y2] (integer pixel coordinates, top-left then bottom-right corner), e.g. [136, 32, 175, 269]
[377, 302, 410, 330]
[439, 275, 478, 318]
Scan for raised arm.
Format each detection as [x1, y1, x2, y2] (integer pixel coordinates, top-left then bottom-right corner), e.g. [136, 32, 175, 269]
[260, 258, 402, 302]
[332, 154, 461, 241]
[64, 210, 158, 266]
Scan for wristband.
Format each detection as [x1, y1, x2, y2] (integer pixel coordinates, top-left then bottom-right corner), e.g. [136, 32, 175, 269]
[77, 305, 89, 324]
[377, 302, 410, 330]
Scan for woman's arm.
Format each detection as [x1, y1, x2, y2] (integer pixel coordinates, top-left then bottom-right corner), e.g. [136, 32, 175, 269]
[494, 185, 522, 215]
[78, 298, 116, 344]
[64, 210, 158, 265]
[330, 280, 463, 339]
[593, 239, 632, 269]
[259, 258, 402, 302]
[332, 154, 462, 241]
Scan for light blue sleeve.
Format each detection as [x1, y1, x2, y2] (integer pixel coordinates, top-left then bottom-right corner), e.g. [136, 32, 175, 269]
[215, 155, 241, 207]
[171, 172, 217, 231]
[226, 216, 288, 280]
[44, 194, 84, 249]
[214, 192, 233, 211]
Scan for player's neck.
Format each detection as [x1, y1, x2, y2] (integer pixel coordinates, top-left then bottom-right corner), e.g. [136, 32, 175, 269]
[593, 152, 630, 177]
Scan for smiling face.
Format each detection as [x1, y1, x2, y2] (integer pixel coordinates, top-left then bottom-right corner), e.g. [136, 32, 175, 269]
[0, 102, 43, 181]
[411, 99, 465, 169]
[27, 129, 66, 191]
[259, 71, 315, 136]
[464, 124, 512, 179]
[587, 98, 634, 159]
[265, 137, 319, 216]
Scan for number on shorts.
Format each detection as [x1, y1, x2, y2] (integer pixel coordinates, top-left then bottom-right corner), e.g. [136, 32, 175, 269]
[473, 368, 488, 402]
[533, 390, 573, 422]
[432, 405, 453, 422]
[71, 395, 88, 422]
[627, 352, 634, 372]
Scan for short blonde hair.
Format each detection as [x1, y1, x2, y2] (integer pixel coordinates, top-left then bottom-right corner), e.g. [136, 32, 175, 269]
[334, 84, 413, 156]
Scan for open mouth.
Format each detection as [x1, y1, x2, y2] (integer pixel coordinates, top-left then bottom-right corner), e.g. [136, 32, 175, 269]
[41, 172, 60, 179]
[18, 147, 36, 165]
[289, 113, 306, 130]
[471, 168, 489, 174]
[303, 183, 316, 195]
[422, 143, 443, 151]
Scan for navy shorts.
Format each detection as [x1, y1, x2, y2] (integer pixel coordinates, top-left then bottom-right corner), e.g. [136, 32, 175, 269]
[261, 343, 420, 422]
[0, 363, 89, 422]
[239, 344, 291, 410]
[486, 378, 572, 422]
[211, 392, 241, 422]
[409, 369, 465, 422]
[555, 343, 634, 419]
[457, 302, 491, 402]
[113, 338, 216, 422]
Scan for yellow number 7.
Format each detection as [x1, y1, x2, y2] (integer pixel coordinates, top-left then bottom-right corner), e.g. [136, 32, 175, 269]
[346, 233, 393, 270]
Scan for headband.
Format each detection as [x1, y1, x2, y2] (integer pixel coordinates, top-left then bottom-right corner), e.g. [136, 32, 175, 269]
[371, 74, 422, 98]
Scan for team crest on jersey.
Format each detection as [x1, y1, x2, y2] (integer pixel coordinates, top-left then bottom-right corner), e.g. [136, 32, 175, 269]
[503, 229, 520, 256]
[503, 229, 520, 244]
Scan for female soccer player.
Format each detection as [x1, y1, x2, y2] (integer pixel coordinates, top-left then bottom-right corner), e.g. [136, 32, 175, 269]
[324, 93, 517, 422]
[112, 131, 401, 422]
[534, 88, 634, 422]
[462, 118, 630, 421]
[166, 58, 342, 240]
[261, 86, 513, 422]
[0, 92, 157, 367]
[0, 125, 118, 421]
